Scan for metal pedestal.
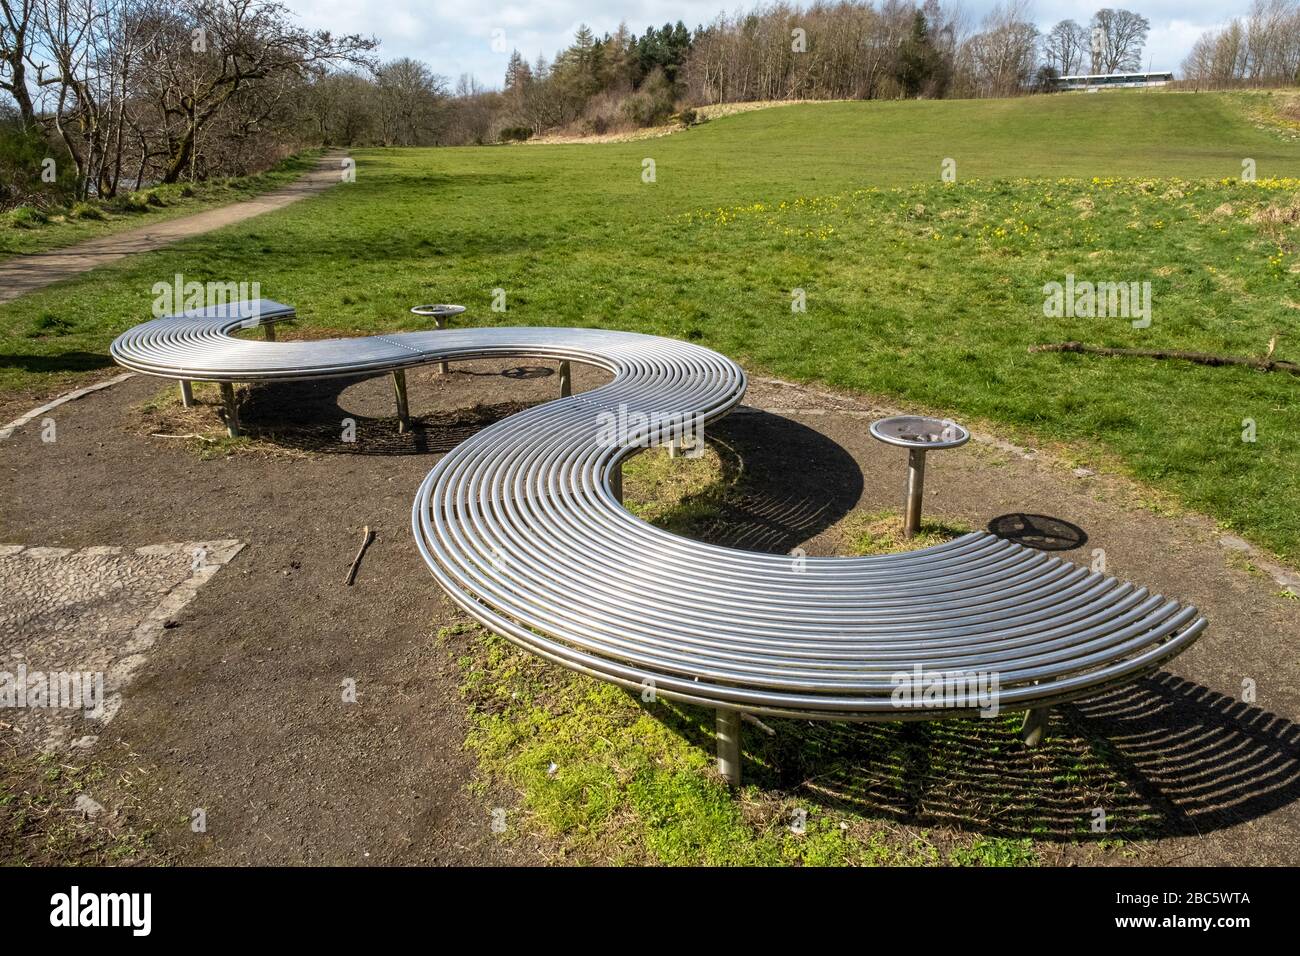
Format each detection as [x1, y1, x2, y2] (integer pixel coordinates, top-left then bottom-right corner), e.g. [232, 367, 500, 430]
[716, 708, 742, 786]
[392, 370, 411, 432]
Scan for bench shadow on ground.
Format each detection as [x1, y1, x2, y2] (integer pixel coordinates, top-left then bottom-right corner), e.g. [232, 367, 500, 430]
[987, 512, 1088, 551]
[635, 409, 865, 553]
[0, 351, 118, 374]
[238, 383, 1300, 844]
[634, 414, 1300, 845]
[235, 369, 554, 455]
[642, 679, 1300, 843]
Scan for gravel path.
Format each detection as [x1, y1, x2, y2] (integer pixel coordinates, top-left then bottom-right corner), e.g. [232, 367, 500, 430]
[0, 152, 348, 305]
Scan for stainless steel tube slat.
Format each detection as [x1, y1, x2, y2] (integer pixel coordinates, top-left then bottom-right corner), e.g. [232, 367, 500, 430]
[112, 306, 1208, 728]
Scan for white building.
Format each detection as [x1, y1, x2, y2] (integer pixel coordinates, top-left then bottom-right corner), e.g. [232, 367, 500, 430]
[1057, 72, 1174, 91]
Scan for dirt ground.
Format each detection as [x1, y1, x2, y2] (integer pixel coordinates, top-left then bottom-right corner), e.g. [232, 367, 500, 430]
[2, 356, 1298, 865]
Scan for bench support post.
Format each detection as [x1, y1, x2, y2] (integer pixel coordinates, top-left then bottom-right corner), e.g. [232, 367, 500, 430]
[178, 380, 194, 408]
[716, 708, 742, 787]
[668, 427, 702, 459]
[434, 317, 449, 374]
[610, 462, 623, 505]
[392, 370, 411, 433]
[904, 448, 927, 538]
[1021, 706, 1051, 748]
[558, 360, 571, 398]
[219, 383, 240, 437]
[262, 322, 276, 341]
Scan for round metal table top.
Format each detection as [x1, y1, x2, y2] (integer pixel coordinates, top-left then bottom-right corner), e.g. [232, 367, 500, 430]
[869, 415, 970, 450]
[410, 304, 467, 319]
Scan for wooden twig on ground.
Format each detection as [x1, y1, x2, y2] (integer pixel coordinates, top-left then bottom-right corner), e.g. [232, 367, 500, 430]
[345, 526, 375, 586]
[150, 432, 218, 442]
[1029, 341, 1300, 376]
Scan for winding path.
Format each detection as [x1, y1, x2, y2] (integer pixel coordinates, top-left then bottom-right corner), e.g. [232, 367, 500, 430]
[0, 152, 348, 305]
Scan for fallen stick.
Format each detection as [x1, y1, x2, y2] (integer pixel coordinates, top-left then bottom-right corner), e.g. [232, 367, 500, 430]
[345, 525, 375, 586]
[1029, 341, 1300, 376]
[151, 432, 218, 442]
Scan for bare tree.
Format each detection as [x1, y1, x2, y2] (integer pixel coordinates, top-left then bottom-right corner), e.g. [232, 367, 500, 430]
[373, 57, 447, 146]
[1090, 8, 1149, 73]
[136, 0, 374, 182]
[1044, 19, 1088, 75]
[1182, 0, 1300, 87]
[444, 72, 497, 144]
[959, 1, 1039, 97]
[0, 0, 38, 126]
[304, 70, 374, 145]
[25, 0, 162, 198]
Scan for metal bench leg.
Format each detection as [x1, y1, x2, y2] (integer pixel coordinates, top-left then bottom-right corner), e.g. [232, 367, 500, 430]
[392, 370, 411, 433]
[1021, 706, 1051, 748]
[262, 323, 276, 341]
[558, 360, 571, 398]
[434, 317, 448, 374]
[905, 448, 927, 538]
[668, 427, 702, 459]
[610, 462, 623, 504]
[179, 380, 194, 408]
[219, 382, 240, 437]
[716, 708, 742, 787]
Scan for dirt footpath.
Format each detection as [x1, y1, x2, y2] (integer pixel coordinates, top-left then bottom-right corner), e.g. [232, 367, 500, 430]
[3, 362, 561, 864]
[0, 152, 348, 305]
[2, 359, 1298, 865]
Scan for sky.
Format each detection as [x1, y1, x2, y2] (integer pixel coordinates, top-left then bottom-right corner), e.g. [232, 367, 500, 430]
[290, 0, 1243, 90]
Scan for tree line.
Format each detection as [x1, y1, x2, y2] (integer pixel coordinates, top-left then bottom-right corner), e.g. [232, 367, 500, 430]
[436, 2, 1156, 141]
[1, 0, 374, 204]
[1182, 0, 1300, 86]
[7, 0, 1297, 207]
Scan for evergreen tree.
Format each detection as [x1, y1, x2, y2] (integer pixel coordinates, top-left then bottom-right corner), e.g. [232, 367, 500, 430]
[897, 12, 938, 97]
[504, 50, 530, 90]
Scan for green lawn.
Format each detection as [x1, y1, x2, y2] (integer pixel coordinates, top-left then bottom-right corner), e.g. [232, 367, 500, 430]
[2, 89, 1298, 560]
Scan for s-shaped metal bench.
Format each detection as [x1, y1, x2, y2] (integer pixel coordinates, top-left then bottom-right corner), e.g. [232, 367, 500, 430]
[112, 302, 1208, 786]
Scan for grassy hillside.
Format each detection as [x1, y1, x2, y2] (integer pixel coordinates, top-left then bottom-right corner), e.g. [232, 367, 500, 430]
[643, 91, 1298, 189]
[2, 90, 1298, 558]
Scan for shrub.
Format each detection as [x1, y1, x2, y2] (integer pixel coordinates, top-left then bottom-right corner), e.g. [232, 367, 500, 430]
[0, 120, 75, 208]
[114, 189, 165, 211]
[70, 201, 105, 220]
[620, 93, 657, 127]
[5, 206, 48, 229]
[679, 108, 698, 127]
[619, 69, 677, 128]
[499, 126, 533, 142]
[577, 92, 626, 137]
[113, 192, 150, 213]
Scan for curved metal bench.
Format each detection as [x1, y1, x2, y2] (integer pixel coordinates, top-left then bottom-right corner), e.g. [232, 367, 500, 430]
[112, 303, 1208, 785]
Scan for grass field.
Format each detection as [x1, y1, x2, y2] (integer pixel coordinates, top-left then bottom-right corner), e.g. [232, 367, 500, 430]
[2, 89, 1298, 560]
